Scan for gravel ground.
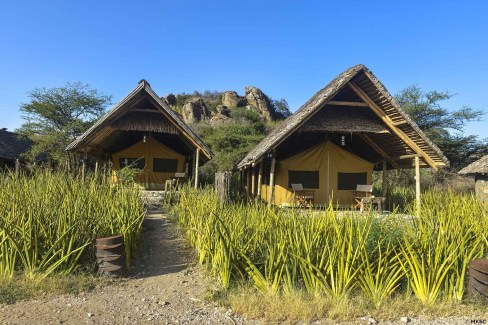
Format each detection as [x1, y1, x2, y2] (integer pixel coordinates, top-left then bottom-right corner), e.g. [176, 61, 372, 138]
[0, 210, 486, 324]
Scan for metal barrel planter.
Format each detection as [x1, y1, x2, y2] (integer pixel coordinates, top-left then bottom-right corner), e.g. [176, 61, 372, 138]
[96, 234, 126, 277]
[468, 258, 488, 301]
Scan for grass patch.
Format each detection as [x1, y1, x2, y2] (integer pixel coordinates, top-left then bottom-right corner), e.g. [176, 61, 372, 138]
[174, 185, 488, 321]
[0, 273, 108, 304]
[222, 286, 488, 323]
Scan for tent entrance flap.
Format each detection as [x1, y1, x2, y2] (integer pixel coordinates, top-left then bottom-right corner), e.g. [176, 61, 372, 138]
[111, 135, 186, 189]
[263, 141, 373, 206]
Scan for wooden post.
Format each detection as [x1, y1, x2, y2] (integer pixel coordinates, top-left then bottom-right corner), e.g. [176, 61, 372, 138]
[382, 160, 387, 197]
[257, 161, 263, 199]
[415, 155, 421, 217]
[239, 169, 244, 195]
[268, 155, 276, 207]
[215, 171, 232, 202]
[81, 150, 87, 180]
[95, 159, 99, 176]
[251, 165, 256, 198]
[194, 149, 200, 188]
[82, 160, 86, 180]
[15, 159, 20, 177]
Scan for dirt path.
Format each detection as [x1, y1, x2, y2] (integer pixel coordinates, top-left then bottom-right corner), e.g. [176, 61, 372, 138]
[0, 210, 251, 325]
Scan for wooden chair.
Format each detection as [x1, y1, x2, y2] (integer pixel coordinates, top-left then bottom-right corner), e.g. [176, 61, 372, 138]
[173, 172, 187, 189]
[165, 172, 187, 192]
[291, 183, 315, 208]
[352, 184, 373, 212]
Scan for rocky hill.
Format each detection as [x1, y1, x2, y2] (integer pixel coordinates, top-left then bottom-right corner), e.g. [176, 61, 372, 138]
[162, 86, 290, 127]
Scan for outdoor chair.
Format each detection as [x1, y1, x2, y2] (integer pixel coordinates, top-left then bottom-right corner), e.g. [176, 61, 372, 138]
[352, 185, 386, 213]
[291, 183, 315, 208]
[352, 184, 373, 212]
[165, 172, 187, 192]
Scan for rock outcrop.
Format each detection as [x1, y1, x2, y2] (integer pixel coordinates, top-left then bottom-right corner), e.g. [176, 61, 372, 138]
[164, 94, 177, 106]
[182, 98, 211, 124]
[245, 86, 275, 122]
[172, 86, 284, 126]
[222, 91, 246, 108]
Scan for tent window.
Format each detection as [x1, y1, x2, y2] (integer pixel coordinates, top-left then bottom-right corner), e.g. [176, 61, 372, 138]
[338, 172, 367, 190]
[153, 158, 178, 173]
[288, 171, 319, 189]
[119, 158, 145, 170]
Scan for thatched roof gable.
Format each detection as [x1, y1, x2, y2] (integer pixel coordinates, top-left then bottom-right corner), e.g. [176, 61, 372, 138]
[237, 64, 449, 170]
[0, 129, 33, 162]
[459, 154, 488, 175]
[66, 80, 213, 161]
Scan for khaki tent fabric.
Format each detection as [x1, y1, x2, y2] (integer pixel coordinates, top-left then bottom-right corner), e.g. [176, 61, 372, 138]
[260, 141, 373, 206]
[111, 136, 186, 189]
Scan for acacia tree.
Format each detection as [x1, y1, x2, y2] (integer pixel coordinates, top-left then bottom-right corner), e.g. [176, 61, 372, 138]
[18, 82, 111, 166]
[395, 85, 487, 170]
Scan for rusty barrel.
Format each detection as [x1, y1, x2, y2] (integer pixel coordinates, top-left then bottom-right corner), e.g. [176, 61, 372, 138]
[96, 234, 126, 277]
[468, 258, 488, 301]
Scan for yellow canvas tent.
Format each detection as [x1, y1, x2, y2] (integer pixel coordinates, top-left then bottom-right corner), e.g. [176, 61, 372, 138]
[66, 80, 213, 189]
[259, 141, 373, 206]
[111, 136, 186, 189]
[238, 65, 449, 209]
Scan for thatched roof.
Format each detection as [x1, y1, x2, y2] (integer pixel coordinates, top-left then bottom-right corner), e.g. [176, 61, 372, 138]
[459, 154, 488, 175]
[0, 129, 33, 162]
[237, 64, 449, 170]
[66, 80, 213, 161]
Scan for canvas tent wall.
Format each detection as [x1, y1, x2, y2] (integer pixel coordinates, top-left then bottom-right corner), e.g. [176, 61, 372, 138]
[111, 135, 186, 189]
[257, 141, 373, 206]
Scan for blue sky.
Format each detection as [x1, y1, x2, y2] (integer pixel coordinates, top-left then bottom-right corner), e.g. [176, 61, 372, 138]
[1, 0, 487, 138]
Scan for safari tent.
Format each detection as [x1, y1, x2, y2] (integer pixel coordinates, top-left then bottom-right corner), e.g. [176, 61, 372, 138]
[238, 64, 449, 208]
[459, 154, 488, 202]
[66, 80, 213, 189]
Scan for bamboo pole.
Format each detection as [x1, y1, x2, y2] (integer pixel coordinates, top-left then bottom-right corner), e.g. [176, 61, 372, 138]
[251, 165, 256, 198]
[257, 161, 263, 199]
[194, 149, 200, 189]
[268, 155, 276, 207]
[95, 159, 99, 176]
[382, 160, 387, 197]
[415, 156, 421, 217]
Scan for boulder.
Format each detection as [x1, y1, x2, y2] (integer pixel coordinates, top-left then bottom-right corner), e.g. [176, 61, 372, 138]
[222, 91, 246, 108]
[245, 86, 275, 122]
[164, 94, 177, 106]
[216, 105, 231, 117]
[210, 112, 232, 127]
[182, 98, 211, 124]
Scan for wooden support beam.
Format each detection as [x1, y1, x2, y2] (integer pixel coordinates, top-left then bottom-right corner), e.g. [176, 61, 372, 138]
[81, 150, 87, 180]
[393, 120, 408, 126]
[359, 134, 399, 168]
[15, 159, 20, 178]
[382, 160, 387, 197]
[129, 108, 162, 113]
[239, 169, 244, 196]
[348, 82, 439, 170]
[81, 160, 86, 180]
[393, 154, 420, 160]
[257, 161, 263, 199]
[268, 155, 276, 207]
[415, 156, 421, 218]
[326, 100, 369, 107]
[194, 149, 200, 188]
[251, 165, 256, 197]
